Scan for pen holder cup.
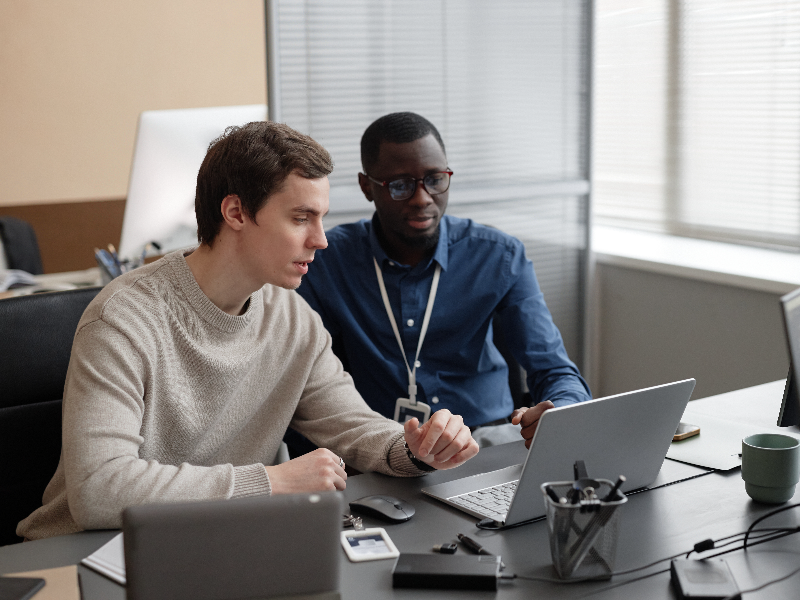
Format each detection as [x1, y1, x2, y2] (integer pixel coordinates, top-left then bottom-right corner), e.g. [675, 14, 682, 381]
[95, 254, 144, 284]
[541, 480, 627, 580]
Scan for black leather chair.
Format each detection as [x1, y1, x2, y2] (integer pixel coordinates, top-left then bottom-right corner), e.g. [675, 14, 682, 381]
[491, 310, 532, 410]
[0, 287, 101, 546]
[0, 216, 44, 275]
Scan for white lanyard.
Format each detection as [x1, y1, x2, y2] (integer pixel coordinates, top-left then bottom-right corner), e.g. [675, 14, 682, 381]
[373, 257, 441, 406]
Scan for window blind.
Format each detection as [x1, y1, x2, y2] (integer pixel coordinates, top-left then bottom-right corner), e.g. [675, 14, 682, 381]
[267, 0, 592, 366]
[594, 0, 800, 250]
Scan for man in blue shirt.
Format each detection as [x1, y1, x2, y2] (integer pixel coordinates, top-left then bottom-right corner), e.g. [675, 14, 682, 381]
[297, 112, 590, 447]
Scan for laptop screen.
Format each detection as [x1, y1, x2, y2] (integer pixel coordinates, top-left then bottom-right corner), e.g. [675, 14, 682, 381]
[123, 492, 343, 600]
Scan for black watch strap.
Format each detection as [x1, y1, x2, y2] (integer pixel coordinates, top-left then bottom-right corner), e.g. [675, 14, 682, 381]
[404, 441, 436, 472]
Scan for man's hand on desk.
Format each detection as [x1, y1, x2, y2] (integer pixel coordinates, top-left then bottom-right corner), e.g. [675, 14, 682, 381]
[265, 448, 347, 494]
[511, 401, 555, 449]
[404, 409, 479, 470]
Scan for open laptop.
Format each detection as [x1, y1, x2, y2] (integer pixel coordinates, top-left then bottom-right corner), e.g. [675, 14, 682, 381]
[423, 379, 696, 526]
[123, 492, 343, 600]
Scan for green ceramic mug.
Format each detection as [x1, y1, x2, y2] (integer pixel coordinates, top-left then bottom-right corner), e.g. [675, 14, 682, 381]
[741, 433, 800, 504]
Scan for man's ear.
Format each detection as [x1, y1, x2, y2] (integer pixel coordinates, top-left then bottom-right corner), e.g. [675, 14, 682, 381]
[220, 195, 246, 231]
[357, 173, 374, 203]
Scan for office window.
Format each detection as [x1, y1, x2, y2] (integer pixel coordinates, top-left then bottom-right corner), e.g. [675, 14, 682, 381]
[268, 0, 592, 366]
[594, 0, 800, 250]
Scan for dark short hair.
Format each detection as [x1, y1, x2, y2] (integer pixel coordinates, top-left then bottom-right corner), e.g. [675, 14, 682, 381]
[195, 121, 333, 246]
[360, 112, 446, 174]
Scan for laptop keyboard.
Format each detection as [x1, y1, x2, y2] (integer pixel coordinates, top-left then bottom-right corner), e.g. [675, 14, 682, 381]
[448, 480, 519, 519]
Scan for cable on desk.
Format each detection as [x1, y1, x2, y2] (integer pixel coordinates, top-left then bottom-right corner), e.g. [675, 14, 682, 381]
[687, 528, 797, 558]
[743, 503, 800, 550]
[475, 469, 717, 531]
[574, 568, 671, 598]
[720, 561, 800, 600]
[475, 515, 545, 530]
[505, 503, 800, 593]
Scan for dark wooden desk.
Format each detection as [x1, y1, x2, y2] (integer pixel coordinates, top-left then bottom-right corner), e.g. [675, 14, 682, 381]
[2, 381, 799, 599]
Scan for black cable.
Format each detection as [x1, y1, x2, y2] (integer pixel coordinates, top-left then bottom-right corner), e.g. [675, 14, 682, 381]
[743, 503, 800, 550]
[475, 469, 716, 531]
[686, 528, 795, 558]
[507, 508, 800, 589]
[608, 551, 686, 577]
[720, 561, 800, 600]
[711, 529, 789, 550]
[475, 515, 545, 530]
[704, 528, 800, 560]
[575, 567, 671, 598]
[503, 550, 686, 585]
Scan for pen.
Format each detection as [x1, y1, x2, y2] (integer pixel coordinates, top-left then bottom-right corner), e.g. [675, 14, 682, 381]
[602, 475, 626, 502]
[545, 485, 564, 505]
[108, 244, 123, 273]
[458, 534, 505, 569]
[457, 533, 492, 556]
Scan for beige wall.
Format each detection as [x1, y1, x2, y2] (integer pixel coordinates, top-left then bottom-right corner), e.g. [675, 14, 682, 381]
[0, 0, 266, 207]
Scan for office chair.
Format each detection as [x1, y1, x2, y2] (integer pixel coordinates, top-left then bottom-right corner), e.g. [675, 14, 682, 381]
[0, 216, 44, 275]
[491, 310, 532, 410]
[0, 287, 101, 546]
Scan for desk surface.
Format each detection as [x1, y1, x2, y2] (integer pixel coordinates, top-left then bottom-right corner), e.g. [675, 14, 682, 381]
[2, 380, 799, 599]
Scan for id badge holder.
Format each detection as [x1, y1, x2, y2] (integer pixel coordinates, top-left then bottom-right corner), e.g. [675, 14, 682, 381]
[393, 398, 431, 424]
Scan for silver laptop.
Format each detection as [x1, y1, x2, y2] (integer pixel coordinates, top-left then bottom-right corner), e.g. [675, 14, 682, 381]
[123, 492, 343, 600]
[423, 379, 696, 526]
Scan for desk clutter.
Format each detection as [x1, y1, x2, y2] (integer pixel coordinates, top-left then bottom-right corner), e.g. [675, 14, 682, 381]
[94, 242, 161, 283]
[541, 462, 628, 580]
[5, 383, 800, 599]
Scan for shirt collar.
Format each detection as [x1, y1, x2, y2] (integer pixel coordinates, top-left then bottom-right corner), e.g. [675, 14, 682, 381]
[368, 213, 450, 272]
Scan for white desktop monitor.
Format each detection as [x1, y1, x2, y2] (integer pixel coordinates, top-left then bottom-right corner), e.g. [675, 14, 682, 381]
[118, 104, 268, 260]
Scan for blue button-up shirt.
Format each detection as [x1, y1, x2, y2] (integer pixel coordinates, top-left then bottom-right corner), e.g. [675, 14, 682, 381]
[297, 214, 590, 427]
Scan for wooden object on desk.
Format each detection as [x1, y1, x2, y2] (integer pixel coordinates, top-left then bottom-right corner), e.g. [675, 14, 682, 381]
[4, 565, 80, 600]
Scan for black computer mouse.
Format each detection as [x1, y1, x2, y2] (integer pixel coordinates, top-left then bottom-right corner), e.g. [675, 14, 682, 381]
[348, 495, 415, 523]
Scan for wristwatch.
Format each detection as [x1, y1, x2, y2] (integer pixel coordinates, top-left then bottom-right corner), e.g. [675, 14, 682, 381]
[404, 441, 436, 472]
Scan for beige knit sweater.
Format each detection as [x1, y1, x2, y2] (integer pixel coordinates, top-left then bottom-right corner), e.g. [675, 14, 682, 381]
[18, 250, 420, 540]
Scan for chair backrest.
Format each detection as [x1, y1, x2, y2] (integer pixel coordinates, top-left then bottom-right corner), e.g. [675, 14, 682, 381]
[492, 311, 531, 409]
[0, 216, 44, 275]
[0, 287, 101, 546]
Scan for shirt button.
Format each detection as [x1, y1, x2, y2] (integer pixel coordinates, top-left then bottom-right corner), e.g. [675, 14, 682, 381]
[389, 261, 395, 266]
[431, 396, 440, 404]
[406, 319, 414, 327]
[414, 360, 421, 368]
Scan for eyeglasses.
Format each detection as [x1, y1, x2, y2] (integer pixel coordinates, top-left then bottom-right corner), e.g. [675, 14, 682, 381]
[364, 170, 453, 201]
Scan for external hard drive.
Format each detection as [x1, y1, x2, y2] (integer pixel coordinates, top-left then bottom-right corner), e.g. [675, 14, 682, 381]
[670, 558, 740, 600]
[392, 553, 501, 590]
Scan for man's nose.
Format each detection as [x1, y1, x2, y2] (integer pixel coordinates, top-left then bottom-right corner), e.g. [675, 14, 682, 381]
[309, 221, 327, 250]
[407, 180, 434, 206]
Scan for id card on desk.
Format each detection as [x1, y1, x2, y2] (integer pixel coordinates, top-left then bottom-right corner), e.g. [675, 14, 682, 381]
[394, 398, 430, 424]
[341, 528, 400, 562]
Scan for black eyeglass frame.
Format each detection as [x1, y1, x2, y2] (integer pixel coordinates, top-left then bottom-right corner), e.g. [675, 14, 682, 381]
[363, 170, 454, 201]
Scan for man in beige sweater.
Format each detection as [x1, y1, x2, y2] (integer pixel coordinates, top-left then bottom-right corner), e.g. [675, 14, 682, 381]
[18, 121, 479, 541]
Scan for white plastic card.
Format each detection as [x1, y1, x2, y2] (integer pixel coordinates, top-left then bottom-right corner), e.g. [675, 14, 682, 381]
[393, 398, 431, 424]
[340, 527, 400, 562]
